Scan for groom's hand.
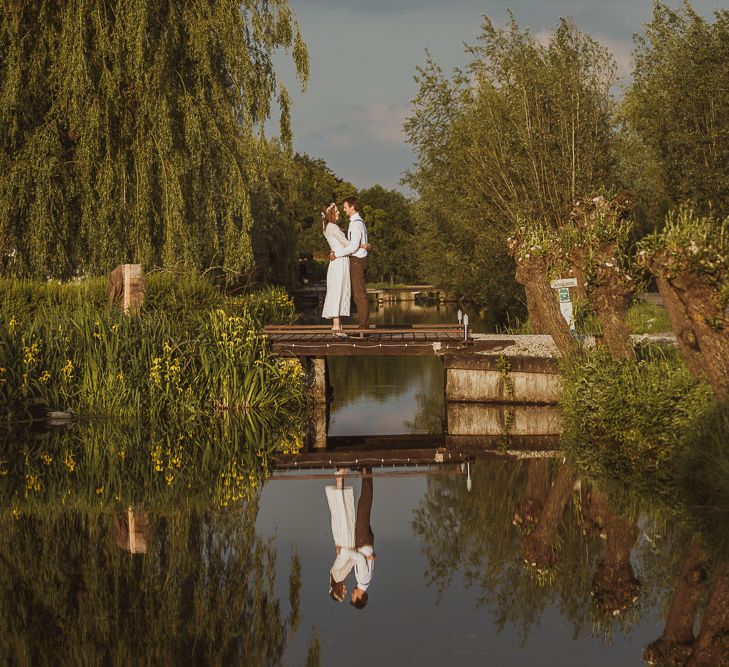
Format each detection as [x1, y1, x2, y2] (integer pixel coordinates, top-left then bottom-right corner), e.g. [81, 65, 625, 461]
[328, 251, 336, 261]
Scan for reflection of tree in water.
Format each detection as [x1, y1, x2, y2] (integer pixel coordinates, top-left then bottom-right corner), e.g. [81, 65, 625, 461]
[412, 458, 676, 642]
[0, 504, 300, 665]
[414, 456, 729, 660]
[329, 356, 443, 410]
[413, 459, 604, 640]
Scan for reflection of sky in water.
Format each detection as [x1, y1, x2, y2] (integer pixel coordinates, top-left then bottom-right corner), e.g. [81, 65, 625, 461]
[257, 471, 663, 666]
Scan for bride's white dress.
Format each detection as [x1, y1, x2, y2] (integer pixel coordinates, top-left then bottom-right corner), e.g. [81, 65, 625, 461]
[322, 223, 351, 319]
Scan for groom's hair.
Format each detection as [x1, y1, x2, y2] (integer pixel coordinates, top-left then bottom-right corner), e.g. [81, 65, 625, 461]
[351, 591, 369, 610]
[343, 196, 361, 213]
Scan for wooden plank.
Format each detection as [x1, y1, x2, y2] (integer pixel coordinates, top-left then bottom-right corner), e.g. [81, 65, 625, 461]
[266, 329, 463, 340]
[264, 324, 464, 332]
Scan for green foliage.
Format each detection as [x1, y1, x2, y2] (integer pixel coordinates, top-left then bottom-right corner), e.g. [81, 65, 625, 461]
[404, 14, 617, 324]
[0, 503, 298, 664]
[679, 404, 729, 552]
[560, 347, 715, 498]
[638, 207, 729, 288]
[0, 1, 308, 280]
[0, 413, 305, 512]
[359, 185, 420, 284]
[623, 302, 671, 334]
[625, 1, 729, 217]
[0, 283, 305, 422]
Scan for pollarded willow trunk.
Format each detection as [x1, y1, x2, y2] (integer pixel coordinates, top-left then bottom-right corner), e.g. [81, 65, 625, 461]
[587, 489, 640, 614]
[524, 283, 547, 334]
[523, 462, 577, 569]
[687, 561, 729, 667]
[669, 275, 729, 401]
[655, 277, 705, 379]
[515, 257, 579, 358]
[513, 458, 551, 530]
[588, 266, 636, 361]
[644, 533, 708, 667]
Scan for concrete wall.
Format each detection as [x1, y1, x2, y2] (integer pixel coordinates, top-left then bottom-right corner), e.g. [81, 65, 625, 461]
[445, 355, 560, 404]
[447, 403, 561, 436]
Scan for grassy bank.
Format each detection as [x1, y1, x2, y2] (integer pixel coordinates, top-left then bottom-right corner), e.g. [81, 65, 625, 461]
[0, 275, 306, 422]
[559, 347, 729, 547]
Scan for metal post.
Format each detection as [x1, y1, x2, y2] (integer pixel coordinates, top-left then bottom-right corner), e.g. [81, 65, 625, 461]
[463, 314, 469, 341]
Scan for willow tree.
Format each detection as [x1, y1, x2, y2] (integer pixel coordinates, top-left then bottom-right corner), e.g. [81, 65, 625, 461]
[405, 15, 616, 328]
[625, 1, 729, 218]
[0, 1, 308, 279]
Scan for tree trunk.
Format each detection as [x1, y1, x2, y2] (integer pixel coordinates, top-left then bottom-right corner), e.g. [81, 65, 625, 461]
[516, 257, 580, 357]
[671, 274, 729, 401]
[523, 463, 577, 569]
[513, 458, 551, 530]
[587, 489, 640, 614]
[589, 268, 635, 360]
[525, 283, 546, 334]
[644, 533, 708, 667]
[655, 277, 705, 379]
[570, 262, 589, 303]
[687, 561, 729, 667]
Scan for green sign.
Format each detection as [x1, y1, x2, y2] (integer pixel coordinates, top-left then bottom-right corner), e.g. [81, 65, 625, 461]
[559, 287, 570, 303]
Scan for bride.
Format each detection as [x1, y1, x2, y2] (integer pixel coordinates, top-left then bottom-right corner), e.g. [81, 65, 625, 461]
[321, 203, 368, 337]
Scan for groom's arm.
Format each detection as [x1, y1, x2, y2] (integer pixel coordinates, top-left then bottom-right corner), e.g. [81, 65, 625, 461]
[334, 225, 362, 258]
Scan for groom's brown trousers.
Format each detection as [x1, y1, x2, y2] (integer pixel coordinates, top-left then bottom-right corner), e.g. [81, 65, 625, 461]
[350, 256, 370, 329]
[355, 470, 374, 549]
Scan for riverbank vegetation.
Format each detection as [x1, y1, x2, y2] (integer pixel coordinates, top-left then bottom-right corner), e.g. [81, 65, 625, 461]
[0, 276, 306, 423]
[405, 1, 729, 344]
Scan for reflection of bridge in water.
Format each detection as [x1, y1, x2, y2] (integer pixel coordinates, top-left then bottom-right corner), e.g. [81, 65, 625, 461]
[274, 430, 559, 472]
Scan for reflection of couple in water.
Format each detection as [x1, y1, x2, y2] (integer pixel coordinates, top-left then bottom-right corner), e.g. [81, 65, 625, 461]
[326, 467, 376, 609]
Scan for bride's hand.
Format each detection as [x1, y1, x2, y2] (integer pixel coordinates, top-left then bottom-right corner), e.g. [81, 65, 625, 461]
[360, 243, 371, 251]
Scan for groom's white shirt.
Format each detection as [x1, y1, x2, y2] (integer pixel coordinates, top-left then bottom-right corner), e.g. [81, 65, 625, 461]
[331, 545, 374, 591]
[335, 213, 368, 259]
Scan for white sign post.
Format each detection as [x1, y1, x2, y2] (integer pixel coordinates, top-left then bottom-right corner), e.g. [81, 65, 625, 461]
[550, 278, 577, 332]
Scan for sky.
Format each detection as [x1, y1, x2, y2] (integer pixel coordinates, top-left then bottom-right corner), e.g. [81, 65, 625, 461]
[273, 0, 723, 193]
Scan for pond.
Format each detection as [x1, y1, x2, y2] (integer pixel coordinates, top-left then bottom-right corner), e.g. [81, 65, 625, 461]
[1, 301, 726, 666]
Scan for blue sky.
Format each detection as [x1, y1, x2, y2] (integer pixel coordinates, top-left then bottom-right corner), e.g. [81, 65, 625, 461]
[273, 0, 723, 192]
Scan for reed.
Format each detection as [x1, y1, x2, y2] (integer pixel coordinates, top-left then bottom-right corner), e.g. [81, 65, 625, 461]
[0, 278, 304, 422]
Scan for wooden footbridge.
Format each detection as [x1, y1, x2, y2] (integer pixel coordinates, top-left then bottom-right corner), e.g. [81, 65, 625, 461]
[264, 324, 513, 356]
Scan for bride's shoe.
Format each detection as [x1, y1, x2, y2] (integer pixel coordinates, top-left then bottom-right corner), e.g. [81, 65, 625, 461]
[332, 329, 348, 339]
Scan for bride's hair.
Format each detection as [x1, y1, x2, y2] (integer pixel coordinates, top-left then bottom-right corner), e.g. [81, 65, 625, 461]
[321, 203, 337, 232]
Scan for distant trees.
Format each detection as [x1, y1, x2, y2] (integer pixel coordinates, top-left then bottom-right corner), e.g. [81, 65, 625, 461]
[0, 0, 308, 280]
[358, 185, 418, 284]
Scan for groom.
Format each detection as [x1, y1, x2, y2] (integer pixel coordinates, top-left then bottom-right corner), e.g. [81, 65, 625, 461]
[329, 196, 369, 331]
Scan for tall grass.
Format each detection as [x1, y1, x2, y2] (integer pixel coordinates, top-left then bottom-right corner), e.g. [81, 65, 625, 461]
[0, 276, 304, 422]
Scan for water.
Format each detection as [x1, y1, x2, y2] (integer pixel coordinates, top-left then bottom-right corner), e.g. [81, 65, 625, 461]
[327, 301, 485, 437]
[2, 301, 725, 666]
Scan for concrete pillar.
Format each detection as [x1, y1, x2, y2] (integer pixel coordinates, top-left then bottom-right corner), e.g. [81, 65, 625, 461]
[444, 355, 560, 404]
[446, 403, 561, 436]
[302, 356, 330, 449]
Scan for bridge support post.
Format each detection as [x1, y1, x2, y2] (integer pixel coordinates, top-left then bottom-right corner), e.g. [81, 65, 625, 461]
[302, 357, 330, 449]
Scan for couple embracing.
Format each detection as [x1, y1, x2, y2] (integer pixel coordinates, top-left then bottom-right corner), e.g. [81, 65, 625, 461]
[321, 196, 370, 337]
[326, 468, 375, 610]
